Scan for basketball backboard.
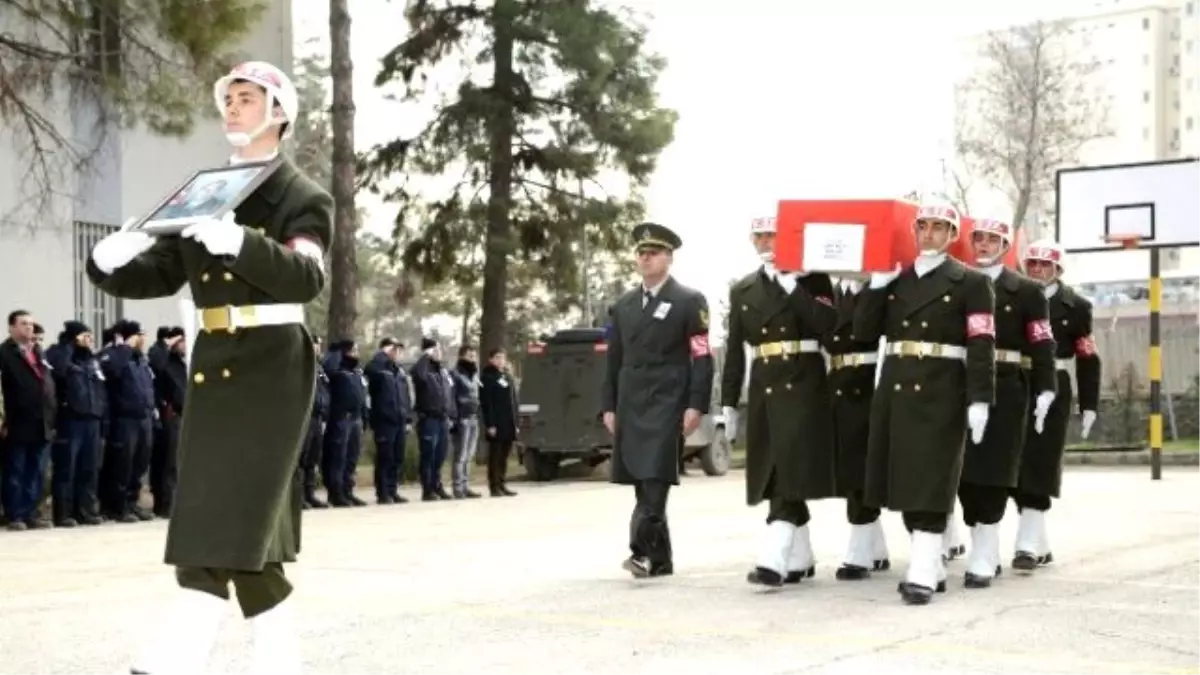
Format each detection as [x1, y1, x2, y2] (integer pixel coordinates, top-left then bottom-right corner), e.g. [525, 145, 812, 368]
[1055, 158, 1199, 253]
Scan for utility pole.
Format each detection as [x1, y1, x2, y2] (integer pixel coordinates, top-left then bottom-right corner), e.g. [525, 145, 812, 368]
[578, 176, 593, 327]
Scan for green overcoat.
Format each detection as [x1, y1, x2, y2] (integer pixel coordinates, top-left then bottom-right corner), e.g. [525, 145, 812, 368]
[86, 157, 333, 571]
[853, 258, 997, 513]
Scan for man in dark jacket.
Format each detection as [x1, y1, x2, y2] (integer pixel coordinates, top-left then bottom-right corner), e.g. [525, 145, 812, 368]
[1, 309, 55, 530]
[300, 335, 330, 509]
[52, 320, 107, 526]
[322, 340, 368, 507]
[365, 337, 411, 504]
[151, 327, 188, 518]
[100, 319, 156, 523]
[449, 344, 482, 499]
[479, 348, 518, 497]
[411, 337, 454, 500]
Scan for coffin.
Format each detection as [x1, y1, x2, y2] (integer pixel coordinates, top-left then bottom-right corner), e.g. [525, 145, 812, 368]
[774, 199, 1024, 273]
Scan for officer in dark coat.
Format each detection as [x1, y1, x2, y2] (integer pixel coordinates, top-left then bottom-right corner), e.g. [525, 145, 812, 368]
[52, 321, 107, 527]
[824, 279, 892, 580]
[721, 215, 837, 588]
[151, 327, 188, 518]
[0, 310, 55, 531]
[602, 222, 714, 579]
[301, 335, 330, 509]
[99, 319, 156, 523]
[323, 340, 368, 507]
[958, 220, 1057, 589]
[1012, 240, 1101, 571]
[479, 347, 519, 497]
[853, 202, 997, 605]
[366, 337, 411, 504]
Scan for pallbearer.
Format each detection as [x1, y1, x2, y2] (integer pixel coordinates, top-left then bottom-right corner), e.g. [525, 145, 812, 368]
[1012, 240, 1101, 571]
[958, 219, 1057, 588]
[722, 215, 838, 588]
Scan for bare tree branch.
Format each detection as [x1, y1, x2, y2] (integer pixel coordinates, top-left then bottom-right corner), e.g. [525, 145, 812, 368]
[954, 19, 1110, 233]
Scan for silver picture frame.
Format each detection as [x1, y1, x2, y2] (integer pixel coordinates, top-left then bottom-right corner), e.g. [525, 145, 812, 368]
[131, 156, 284, 236]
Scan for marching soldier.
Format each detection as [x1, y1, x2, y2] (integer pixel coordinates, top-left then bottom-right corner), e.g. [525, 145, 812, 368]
[88, 60, 330, 672]
[1012, 240, 1101, 571]
[721, 215, 837, 588]
[602, 223, 714, 579]
[824, 277, 892, 580]
[853, 202, 997, 605]
[957, 220, 1057, 588]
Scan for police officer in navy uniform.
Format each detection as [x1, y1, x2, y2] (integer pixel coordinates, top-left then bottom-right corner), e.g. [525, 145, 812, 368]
[366, 337, 411, 504]
[322, 340, 368, 507]
[99, 319, 156, 523]
[301, 335, 331, 509]
[853, 202, 997, 606]
[151, 327, 188, 518]
[721, 215, 838, 588]
[1012, 240, 1101, 571]
[51, 321, 107, 527]
[958, 220, 1057, 589]
[602, 222, 714, 579]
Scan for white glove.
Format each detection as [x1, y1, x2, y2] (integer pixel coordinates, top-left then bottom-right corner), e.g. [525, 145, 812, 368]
[776, 272, 797, 294]
[967, 402, 989, 444]
[869, 263, 902, 289]
[1080, 410, 1097, 439]
[721, 406, 738, 442]
[1032, 390, 1055, 434]
[182, 212, 246, 257]
[91, 217, 154, 274]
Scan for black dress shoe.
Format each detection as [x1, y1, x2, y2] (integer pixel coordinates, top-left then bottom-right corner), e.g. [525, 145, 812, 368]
[898, 581, 934, 605]
[874, 558, 891, 571]
[784, 565, 816, 584]
[464, 489, 482, 498]
[391, 493, 409, 504]
[835, 564, 870, 581]
[1012, 551, 1038, 572]
[746, 566, 785, 587]
[963, 572, 992, 589]
[347, 494, 368, 507]
[500, 485, 517, 497]
[422, 492, 441, 502]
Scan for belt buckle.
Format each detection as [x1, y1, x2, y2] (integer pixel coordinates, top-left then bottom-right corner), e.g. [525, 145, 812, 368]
[898, 341, 920, 357]
[759, 342, 782, 358]
[1020, 356, 1032, 369]
[831, 354, 845, 369]
[201, 306, 233, 333]
[846, 354, 861, 367]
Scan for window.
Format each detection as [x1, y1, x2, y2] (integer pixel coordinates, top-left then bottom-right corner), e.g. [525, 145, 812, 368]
[75, 0, 121, 77]
[73, 221, 123, 330]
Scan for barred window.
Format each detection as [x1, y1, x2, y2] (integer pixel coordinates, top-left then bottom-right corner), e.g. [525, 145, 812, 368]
[73, 221, 123, 331]
[74, 0, 122, 77]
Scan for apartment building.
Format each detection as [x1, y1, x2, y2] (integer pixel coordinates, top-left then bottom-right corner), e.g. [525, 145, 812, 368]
[0, 0, 295, 335]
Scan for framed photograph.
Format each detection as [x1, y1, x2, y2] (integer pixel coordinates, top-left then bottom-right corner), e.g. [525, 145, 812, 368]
[131, 156, 283, 236]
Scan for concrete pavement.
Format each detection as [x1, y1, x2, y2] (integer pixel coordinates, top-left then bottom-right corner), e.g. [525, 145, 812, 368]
[1, 467, 1197, 674]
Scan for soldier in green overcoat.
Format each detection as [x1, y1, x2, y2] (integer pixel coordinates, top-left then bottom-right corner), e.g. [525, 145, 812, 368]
[823, 278, 892, 581]
[853, 202, 997, 606]
[957, 220, 1057, 589]
[721, 215, 837, 588]
[1011, 240, 1102, 572]
[87, 61, 331, 674]
[602, 223, 714, 579]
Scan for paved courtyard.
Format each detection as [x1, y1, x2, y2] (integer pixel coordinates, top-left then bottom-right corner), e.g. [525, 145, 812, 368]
[1, 467, 1197, 674]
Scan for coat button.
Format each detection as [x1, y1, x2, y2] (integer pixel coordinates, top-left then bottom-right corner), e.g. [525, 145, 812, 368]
[765, 386, 773, 394]
[833, 335, 840, 342]
[1005, 304, 1012, 312]
[741, 305, 748, 311]
[761, 327, 768, 334]
[893, 384, 901, 391]
[849, 334, 855, 340]
[200, 272, 210, 282]
[901, 320, 909, 327]
[785, 383, 792, 390]
[193, 372, 205, 384]
[1062, 319, 1069, 325]
[944, 295, 951, 302]
[222, 368, 231, 379]
[854, 388, 861, 395]
[835, 389, 843, 396]
[914, 383, 922, 392]
[781, 354, 789, 361]
[920, 321, 928, 328]
[779, 326, 786, 333]
[223, 272, 234, 281]
[888, 294, 895, 300]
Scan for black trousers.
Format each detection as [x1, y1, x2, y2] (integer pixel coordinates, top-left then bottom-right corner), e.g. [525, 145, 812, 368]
[766, 497, 810, 526]
[845, 489, 881, 525]
[149, 416, 180, 516]
[630, 480, 672, 564]
[1009, 488, 1052, 512]
[300, 417, 324, 495]
[486, 439, 512, 488]
[958, 482, 1008, 526]
[902, 510, 948, 534]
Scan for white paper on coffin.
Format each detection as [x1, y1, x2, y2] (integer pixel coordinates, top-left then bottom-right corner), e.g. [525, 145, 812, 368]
[801, 222, 867, 272]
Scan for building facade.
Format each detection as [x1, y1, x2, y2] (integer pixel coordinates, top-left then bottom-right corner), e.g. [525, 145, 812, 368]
[0, 0, 294, 337]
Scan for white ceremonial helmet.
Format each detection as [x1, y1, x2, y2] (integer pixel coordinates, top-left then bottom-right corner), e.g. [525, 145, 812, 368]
[1023, 239, 1066, 276]
[213, 61, 299, 147]
[749, 216, 777, 263]
[972, 218, 1013, 266]
[912, 201, 961, 255]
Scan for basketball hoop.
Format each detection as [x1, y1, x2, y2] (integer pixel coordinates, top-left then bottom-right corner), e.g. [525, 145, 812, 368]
[1104, 233, 1142, 250]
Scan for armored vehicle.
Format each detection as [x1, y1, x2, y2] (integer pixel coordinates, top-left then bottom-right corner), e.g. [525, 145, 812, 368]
[516, 326, 731, 482]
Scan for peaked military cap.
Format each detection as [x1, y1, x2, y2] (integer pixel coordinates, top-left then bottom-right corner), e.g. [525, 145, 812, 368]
[633, 222, 682, 252]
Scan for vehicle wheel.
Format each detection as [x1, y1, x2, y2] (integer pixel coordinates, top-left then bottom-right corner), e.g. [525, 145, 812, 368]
[700, 434, 732, 476]
[523, 449, 561, 482]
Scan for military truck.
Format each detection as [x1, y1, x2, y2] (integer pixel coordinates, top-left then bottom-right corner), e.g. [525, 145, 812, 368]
[516, 326, 732, 482]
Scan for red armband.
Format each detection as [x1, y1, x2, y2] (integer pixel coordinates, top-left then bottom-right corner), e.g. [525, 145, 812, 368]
[815, 295, 834, 307]
[1025, 318, 1053, 343]
[966, 313, 995, 339]
[689, 334, 711, 358]
[1074, 335, 1097, 357]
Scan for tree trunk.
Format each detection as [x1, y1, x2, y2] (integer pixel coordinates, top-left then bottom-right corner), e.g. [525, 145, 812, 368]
[479, 0, 517, 354]
[326, 0, 358, 343]
[459, 292, 474, 345]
